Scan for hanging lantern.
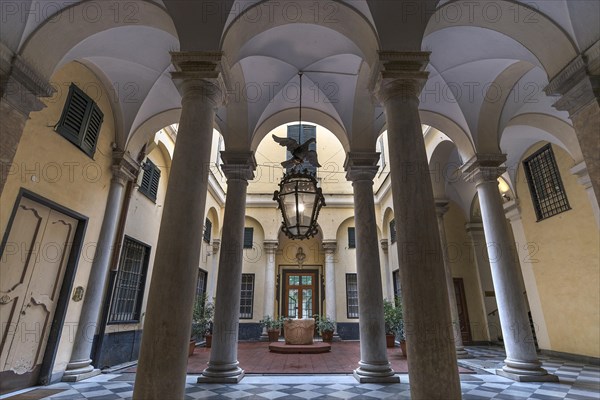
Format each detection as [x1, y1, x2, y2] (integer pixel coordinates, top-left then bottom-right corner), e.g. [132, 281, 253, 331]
[273, 169, 326, 240]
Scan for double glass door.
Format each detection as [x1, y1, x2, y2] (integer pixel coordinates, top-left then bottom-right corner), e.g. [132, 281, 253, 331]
[283, 272, 317, 319]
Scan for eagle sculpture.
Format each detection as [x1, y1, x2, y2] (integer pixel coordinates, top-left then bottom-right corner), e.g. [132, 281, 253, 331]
[272, 135, 321, 170]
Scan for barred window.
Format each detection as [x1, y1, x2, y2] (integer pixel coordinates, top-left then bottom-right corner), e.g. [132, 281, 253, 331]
[108, 237, 150, 324]
[390, 219, 397, 244]
[195, 269, 207, 303]
[56, 83, 103, 158]
[523, 144, 571, 221]
[243, 227, 254, 249]
[348, 227, 356, 249]
[346, 273, 359, 318]
[240, 274, 255, 319]
[203, 218, 212, 243]
[139, 159, 161, 202]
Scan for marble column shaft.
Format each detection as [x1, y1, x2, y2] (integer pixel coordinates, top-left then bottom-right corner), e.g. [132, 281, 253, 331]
[462, 157, 556, 382]
[323, 241, 337, 331]
[133, 52, 228, 400]
[346, 153, 398, 383]
[375, 52, 460, 399]
[200, 152, 256, 383]
[263, 241, 278, 319]
[63, 152, 138, 381]
[435, 201, 468, 358]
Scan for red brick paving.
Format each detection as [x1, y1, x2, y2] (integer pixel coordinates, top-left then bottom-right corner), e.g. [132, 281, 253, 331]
[126, 341, 472, 374]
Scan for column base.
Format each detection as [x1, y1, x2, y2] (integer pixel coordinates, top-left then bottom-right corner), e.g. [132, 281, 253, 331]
[259, 333, 269, 342]
[353, 361, 400, 383]
[198, 361, 245, 383]
[496, 358, 559, 382]
[62, 368, 101, 382]
[456, 348, 470, 359]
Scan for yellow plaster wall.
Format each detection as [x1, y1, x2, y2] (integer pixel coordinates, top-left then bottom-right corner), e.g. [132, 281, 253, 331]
[0, 62, 117, 374]
[443, 201, 489, 342]
[516, 143, 600, 357]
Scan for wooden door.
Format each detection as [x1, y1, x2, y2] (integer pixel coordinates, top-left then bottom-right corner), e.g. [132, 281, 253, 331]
[453, 278, 472, 344]
[0, 197, 77, 391]
[283, 272, 317, 319]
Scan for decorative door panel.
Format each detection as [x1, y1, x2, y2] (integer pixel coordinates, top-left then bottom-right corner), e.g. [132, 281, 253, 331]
[0, 198, 76, 377]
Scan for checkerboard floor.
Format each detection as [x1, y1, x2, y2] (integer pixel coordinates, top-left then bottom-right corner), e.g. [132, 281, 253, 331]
[2, 346, 598, 399]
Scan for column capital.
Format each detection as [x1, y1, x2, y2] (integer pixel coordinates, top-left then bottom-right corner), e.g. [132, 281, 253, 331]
[434, 199, 450, 217]
[170, 51, 231, 107]
[263, 241, 278, 253]
[112, 149, 140, 186]
[323, 240, 337, 253]
[370, 51, 430, 104]
[344, 152, 380, 182]
[503, 199, 522, 222]
[212, 238, 221, 253]
[570, 161, 593, 189]
[1, 42, 55, 115]
[460, 154, 507, 186]
[380, 239, 388, 253]
[221, 151, 257, 181]
[545, 42, 600, 117]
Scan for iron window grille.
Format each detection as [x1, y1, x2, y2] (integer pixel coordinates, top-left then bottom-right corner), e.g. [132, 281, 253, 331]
[348, 227, 356, 249]
[523, 144, 571, 221]
[108, 237, 150, 324]
[55, 83, 103, 158]
[139, 159, 161, 202]
[240, 274, 255, 319]
[346, 273, 359, 318]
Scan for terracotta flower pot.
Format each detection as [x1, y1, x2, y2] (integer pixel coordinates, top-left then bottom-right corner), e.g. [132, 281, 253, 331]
[386, 334, 396, 348]
[205, 334, 212, 348]
[321, 330, 334, 342]
[400, 340, 407, 356]
[188, 339, 196, 356]
[268, 329, 280, 342]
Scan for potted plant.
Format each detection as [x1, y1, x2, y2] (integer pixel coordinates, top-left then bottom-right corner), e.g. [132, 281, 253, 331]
[192, 295, 214, 351]
[383, 297, 403, 348]
[259, 315, 282, 342]
[314, 315, 336, 342]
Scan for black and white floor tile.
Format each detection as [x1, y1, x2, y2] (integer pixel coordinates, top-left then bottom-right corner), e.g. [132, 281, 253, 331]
[1, 347, 598, 399]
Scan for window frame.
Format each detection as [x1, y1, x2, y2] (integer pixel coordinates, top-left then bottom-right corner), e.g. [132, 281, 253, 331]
[348, 227, 356, 249]
[243, 227, 254, 249]
[203, 218, 212, 243]
[346, 273, 359, 319]
[390, 219, 397, 244]
[108, 236, 151, 324]
[239, 273, 255, 319]
[523, 144, 571, 221]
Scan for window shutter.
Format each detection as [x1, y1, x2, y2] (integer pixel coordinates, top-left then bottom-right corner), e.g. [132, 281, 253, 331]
[150, 167, 161, 199]
[348, 227, 356, 249]
[243, 227, 254, 249]
[56, 83, 103, 158]
[203, 219, 212, 243]
[139, 159, 160, 202]
[390, 219, 397, 244]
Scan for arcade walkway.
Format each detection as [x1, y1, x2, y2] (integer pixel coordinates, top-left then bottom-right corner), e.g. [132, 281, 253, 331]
[1, 346, 598, 399]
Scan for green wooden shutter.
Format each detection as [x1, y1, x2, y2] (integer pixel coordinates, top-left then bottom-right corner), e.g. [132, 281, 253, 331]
[243, 227, 254, 249]
[348, 227, 356, 249]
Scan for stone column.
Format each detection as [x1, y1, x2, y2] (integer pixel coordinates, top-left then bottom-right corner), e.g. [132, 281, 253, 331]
[372, 52, 460, 398]
[199, 152, 256, 384]
[380, 239, 394, 300]
[545, 43, 600, 203]
[435, 200, 469, 359]
[63, 151, 138, 382]
[465, 223, 497, 343]
[503, 200, 551, 350]
[461, 155, 557, 382]
[0, 42, 55, 195]
[260, 240, 278, 340]
[133, 52, 228, 400]
[345, 153, 398, 384]
[207, 239, 221, 300]
[323, 241, 338, 335]
[570, 161, 600, 228]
